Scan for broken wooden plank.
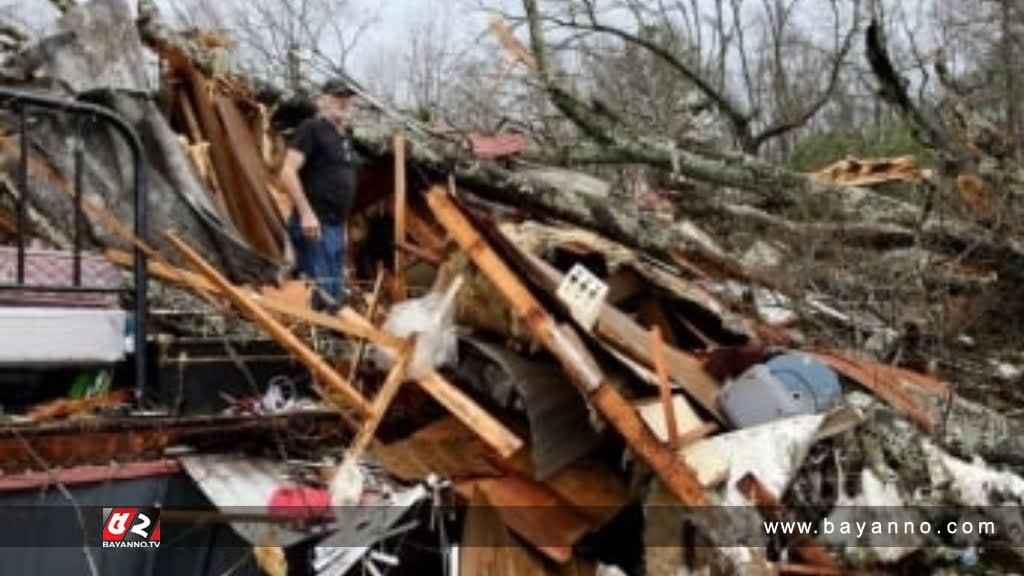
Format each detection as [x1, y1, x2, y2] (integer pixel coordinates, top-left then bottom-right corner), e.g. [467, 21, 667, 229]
[810, 351, 937, 432]
[166, 231, 372, 418]
[518, 250, 724, 421]
[105, 248, 405, 350]
[426, 186, 708, 506]
[639, 299, 679, 347]
[414, 371, 523, 459]
[636, 397, 729, 488]
[214, 95, 285, 245]
[28, 388, 132, 422]
[406, 206, 448, 254]
[397, 239, 443, 266]
[181, 65, 281, 260]
[107, 249, 522, 459]
[176, 86, 204, 143]
[456, 475, 591, 564]
[343, 337, 414, 463]
[460, 488, 596, 576]
[392, 133, 408, 300]
[373, 416, 505, 482]
[345, 266, 387, 384]
[651, 326, 681, 449]
[736, 472, 840, 571]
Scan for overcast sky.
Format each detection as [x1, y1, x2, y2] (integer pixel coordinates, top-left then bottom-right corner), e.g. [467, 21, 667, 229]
[2, 0, 496, 86]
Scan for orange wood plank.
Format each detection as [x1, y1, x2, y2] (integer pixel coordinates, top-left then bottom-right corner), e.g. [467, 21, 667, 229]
[426, 186, 708, 507]
[651, 326, 680, 449]
[166, 231, 372, 419]
[811, 351, 937, 432]
[344, 338, 414, 462]
[392, 133, 408, 300]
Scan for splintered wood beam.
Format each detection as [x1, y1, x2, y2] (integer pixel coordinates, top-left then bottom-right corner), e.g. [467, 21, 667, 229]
[651, 326, 680, 449]
[346, 266, 388, 384]
[176, 88, 203, 144]
[165, 231, 373, 419]
[406, 206, 448, 253]
[108, 246, 522, 459]
[516, 251, 724, 421]
[811, 351, 937, 432]
[397, 239, 443, 266]
[736, 473, 840, 571]
[425, 185, 707, 506]
[344, 337, 415, 463]
[104, 249, 404, 350]
[392, 133, 408, 300]
[339, 310, 524, 459]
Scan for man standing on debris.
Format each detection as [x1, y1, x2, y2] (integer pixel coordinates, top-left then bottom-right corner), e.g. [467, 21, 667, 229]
[279, 78, 359, 311]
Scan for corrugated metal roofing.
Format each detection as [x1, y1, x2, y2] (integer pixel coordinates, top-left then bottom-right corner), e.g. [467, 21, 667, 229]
[179, 454, 317, 547]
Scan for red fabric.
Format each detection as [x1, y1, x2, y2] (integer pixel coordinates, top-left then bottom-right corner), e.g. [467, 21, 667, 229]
[469, 132, 528, 158]
[267, 485, 334, 521]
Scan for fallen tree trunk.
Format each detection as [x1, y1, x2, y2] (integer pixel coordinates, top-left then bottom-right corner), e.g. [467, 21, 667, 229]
[129, 1, 1024, 287]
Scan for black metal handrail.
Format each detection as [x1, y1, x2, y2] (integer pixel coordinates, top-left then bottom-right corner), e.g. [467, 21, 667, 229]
[0, 88, 148, 403]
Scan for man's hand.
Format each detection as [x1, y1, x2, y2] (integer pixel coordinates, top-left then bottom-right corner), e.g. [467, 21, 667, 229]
[300, 209, 321, 241]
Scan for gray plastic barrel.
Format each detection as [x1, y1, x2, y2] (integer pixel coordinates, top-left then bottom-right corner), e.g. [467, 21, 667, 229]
[717, 352, 842, 428]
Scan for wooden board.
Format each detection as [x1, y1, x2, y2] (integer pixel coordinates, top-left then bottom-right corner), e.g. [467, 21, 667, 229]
[460, 489, 595, 576]
[457, 475, 591, 564]
[811, 351, 937, 431]
[519, 250, 724, 421]
[636, 396, 729, 488]
[166, 231, 371, 419]
[426, 186, 709, 507]
[213, 95, 285, 245]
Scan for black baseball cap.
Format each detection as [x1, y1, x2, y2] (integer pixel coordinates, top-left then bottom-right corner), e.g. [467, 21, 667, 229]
[321, 77, 357, 98]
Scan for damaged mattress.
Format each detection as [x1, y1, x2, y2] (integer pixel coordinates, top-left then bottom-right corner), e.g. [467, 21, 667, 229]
[0, 306, 126, 365]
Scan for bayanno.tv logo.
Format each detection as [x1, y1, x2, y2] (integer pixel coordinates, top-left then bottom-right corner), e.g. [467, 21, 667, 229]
[101, 507, 161, 549]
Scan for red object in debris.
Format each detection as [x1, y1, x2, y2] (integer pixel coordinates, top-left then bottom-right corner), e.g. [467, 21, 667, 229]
[469, 132, 528, 159]
[267, 485, 334, 522]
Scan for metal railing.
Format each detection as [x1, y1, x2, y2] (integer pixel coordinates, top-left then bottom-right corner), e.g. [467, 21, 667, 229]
[0, 88, 149, 402]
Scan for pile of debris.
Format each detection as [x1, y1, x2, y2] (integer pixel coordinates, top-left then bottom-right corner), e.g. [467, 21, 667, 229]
[1, 1, 1023, 575]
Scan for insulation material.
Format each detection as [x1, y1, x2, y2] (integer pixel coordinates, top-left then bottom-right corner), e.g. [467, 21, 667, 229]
[379, 276, 463, 379]
[699, 414, 826, 505]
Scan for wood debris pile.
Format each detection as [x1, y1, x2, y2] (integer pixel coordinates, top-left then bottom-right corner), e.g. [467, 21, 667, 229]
[0, 1, 1022, 575]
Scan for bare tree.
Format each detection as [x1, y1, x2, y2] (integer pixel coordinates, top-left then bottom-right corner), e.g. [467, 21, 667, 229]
[167, 0, 376, 92]
[492, 0, 861, 155]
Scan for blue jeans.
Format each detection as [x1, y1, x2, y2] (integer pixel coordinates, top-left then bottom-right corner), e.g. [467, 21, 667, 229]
[288, 214, 345, 311]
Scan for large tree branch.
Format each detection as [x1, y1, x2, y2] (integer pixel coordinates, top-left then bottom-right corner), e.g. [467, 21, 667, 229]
[865, 19, 972, 173]
[539, 12, 754, 146]
[751, 0, 861, 150]
[521, 0, 615, 143]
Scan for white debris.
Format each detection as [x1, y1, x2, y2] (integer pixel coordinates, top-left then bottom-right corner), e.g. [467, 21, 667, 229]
[824, 469, 918, 563]
[740, 240, 785, 271]
[378, 276, 464, 379]
[957, 334, 976, 349]
[703, 414, 825, 506]
[922, 441, 1024, 506]
[751, 287, 798, 326]
[595, 564, 628, 576]
[988, 359, 1023, 382]
[329, 459, 365, 507]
